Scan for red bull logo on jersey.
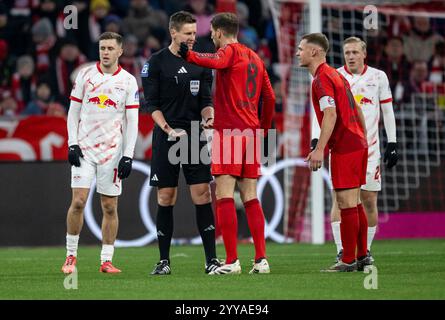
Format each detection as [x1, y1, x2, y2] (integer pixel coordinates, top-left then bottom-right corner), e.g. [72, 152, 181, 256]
[354, 94, 373, 107]
[87, 94, 117, 109]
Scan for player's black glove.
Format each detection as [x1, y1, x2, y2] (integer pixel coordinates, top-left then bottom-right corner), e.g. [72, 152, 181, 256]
[178, 42, 189, 59]
[310, 138, 319, 151]
[118, 156, 133, 179]
[68, 145, 83, 167]
[384, 142, 398, 169]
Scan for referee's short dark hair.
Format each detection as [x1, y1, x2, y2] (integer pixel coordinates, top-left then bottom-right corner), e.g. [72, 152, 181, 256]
[99, 32, 123, 46]
[169, 11, 197, 31]
[211, 12, 239, 37]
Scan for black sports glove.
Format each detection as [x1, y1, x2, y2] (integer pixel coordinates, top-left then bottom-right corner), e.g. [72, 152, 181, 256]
[178, 42, 189, 59]
[384, 142, 398, 169]
[68, 145, 83, 167]
[118, 156, 133, 179]
[310, 138, 319, 151]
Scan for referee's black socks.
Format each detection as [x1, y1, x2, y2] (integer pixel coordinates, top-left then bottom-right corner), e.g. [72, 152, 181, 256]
[195, 203, 217, 263]
[156, 205, 174, 262]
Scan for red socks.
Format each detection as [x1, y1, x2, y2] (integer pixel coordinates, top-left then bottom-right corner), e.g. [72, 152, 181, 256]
[216, 198, 238, 264]
[244, 199, 266, 261]
[357, 203, 368, 259]
[340, 207, 359, 264]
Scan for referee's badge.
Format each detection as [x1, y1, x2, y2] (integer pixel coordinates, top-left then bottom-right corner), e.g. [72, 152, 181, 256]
[190, 80, 200, 96]
[141, 63, 149, 77]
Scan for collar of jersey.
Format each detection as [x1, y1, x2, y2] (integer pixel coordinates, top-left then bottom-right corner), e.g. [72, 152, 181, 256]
[344, 64, 368, 76]
[96, 62, 122, 76]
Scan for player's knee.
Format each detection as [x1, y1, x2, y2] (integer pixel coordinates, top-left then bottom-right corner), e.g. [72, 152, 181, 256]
[192, 189, 211, 205]
[336, 197, 356, 210]
[240, 192, 256, 203]
[158, 191, 176, 206]
[102, 202, 117, 216]
[71, 197, 87, 212]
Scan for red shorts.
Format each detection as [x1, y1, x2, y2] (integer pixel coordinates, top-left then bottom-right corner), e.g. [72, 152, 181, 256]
[211, 129, 261, 178]
[330, 148, 368, 190]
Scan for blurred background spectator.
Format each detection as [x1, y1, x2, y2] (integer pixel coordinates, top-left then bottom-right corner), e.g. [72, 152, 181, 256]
[22, 79, 65, 117]
[403, 60, 430, 103]
[11, 55, 36, 113]
[122, 0, 168, 47]
[0, 91, 19, 118]
[403, 16, 444, 63]
[429, 41, 445, 84]
[50, 38, 87, 107]
[378, 37, 411, 103]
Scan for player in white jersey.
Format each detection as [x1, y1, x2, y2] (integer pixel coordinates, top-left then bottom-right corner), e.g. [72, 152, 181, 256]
[61, 32, 139, 274]
[328, 37, 398, 264]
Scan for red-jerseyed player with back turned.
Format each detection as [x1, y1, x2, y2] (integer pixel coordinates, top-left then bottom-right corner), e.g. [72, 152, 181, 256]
[178, 12, 276, 275]
[296, 33, 369, 272]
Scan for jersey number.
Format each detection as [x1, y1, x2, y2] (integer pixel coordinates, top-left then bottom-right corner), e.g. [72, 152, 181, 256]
[246, 63, 258, 98]
[374, 165, 380, 180]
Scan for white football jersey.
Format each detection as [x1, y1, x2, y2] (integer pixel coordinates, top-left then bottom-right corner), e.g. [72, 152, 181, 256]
[337, 65, 393, 161]
[69, 63, 139, 164]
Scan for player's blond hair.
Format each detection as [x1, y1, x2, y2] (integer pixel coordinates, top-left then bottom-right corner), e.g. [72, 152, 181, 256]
[343, 36, 367, 53]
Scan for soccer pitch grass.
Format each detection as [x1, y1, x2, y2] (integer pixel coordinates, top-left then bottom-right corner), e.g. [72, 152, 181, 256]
[0, 239, 444, 300]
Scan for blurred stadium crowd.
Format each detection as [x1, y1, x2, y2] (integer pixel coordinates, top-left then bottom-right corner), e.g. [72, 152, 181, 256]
[0, 0, 279, 118]
[0, 0, 444, 121]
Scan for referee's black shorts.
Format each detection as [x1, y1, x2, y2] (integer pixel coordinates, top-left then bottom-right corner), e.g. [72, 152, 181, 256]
[149, 126, 212, 188]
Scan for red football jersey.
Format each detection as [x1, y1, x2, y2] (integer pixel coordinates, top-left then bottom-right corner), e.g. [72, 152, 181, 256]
[186, 43, 275, 131]
[311, 63, 367, 154]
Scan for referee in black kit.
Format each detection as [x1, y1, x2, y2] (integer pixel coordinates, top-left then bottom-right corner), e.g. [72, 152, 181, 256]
[141, 11, 220, 275]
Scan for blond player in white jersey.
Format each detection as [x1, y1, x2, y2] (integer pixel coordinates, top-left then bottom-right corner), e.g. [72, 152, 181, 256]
[61, 32, 139, 274]
[326, 37, 398, 264]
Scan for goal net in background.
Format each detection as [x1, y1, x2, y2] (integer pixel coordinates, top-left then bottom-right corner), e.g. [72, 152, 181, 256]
[268, 0, 445, 242]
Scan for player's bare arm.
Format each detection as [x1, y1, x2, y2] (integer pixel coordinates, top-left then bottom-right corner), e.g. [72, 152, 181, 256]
[306, 106, 336, 171]
[151, 110, 186, 138]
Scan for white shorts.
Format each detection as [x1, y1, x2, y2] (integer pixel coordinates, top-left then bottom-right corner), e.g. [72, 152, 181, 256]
[71, 156, 122, 196]
[361, 159, 381, 192]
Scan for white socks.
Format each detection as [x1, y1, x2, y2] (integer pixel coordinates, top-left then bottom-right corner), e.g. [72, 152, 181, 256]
[66, 234, 79, 257]
[67, 234, 115, 263]
[101, 244, 115, 264]
[332, 222, 377, 252]
[331, 222, 342, 253]
[367, 226, 377, 250]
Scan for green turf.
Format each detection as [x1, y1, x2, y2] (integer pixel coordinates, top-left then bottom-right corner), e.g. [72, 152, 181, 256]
[0, 239, 444, 299]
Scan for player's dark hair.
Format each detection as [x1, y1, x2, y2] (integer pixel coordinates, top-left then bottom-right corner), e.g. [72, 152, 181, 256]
[302, 33, 329, 53]
[211, 12, 239, 37]
[169, 11, 197, 31]
[99, 32, 123, 46]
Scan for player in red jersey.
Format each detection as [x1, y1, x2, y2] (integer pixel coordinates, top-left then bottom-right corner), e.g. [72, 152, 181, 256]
[178, 12, 276, 275]
[296, 33, 369, 272]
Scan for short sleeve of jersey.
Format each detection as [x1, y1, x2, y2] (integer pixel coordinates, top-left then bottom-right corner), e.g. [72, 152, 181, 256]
[125, 75, 140, 109]
[200, 68, 213, 110]
[378, 71, 393, 104]
[313, 73, 335, 111]
[141, 55, 161, 113]
[70, 68, 86, 102]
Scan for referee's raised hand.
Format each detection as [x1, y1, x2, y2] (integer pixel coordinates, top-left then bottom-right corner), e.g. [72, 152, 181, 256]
[178, 42, 189, 59]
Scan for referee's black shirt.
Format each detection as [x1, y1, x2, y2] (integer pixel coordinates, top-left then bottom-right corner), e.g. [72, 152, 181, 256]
[141, 47, 213, 131]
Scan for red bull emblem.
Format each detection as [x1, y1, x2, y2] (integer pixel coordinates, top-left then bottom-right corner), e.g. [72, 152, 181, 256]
[354, 94, 373, 107]
[360, 97, 373, 105]
[87, 94, 117, 109]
